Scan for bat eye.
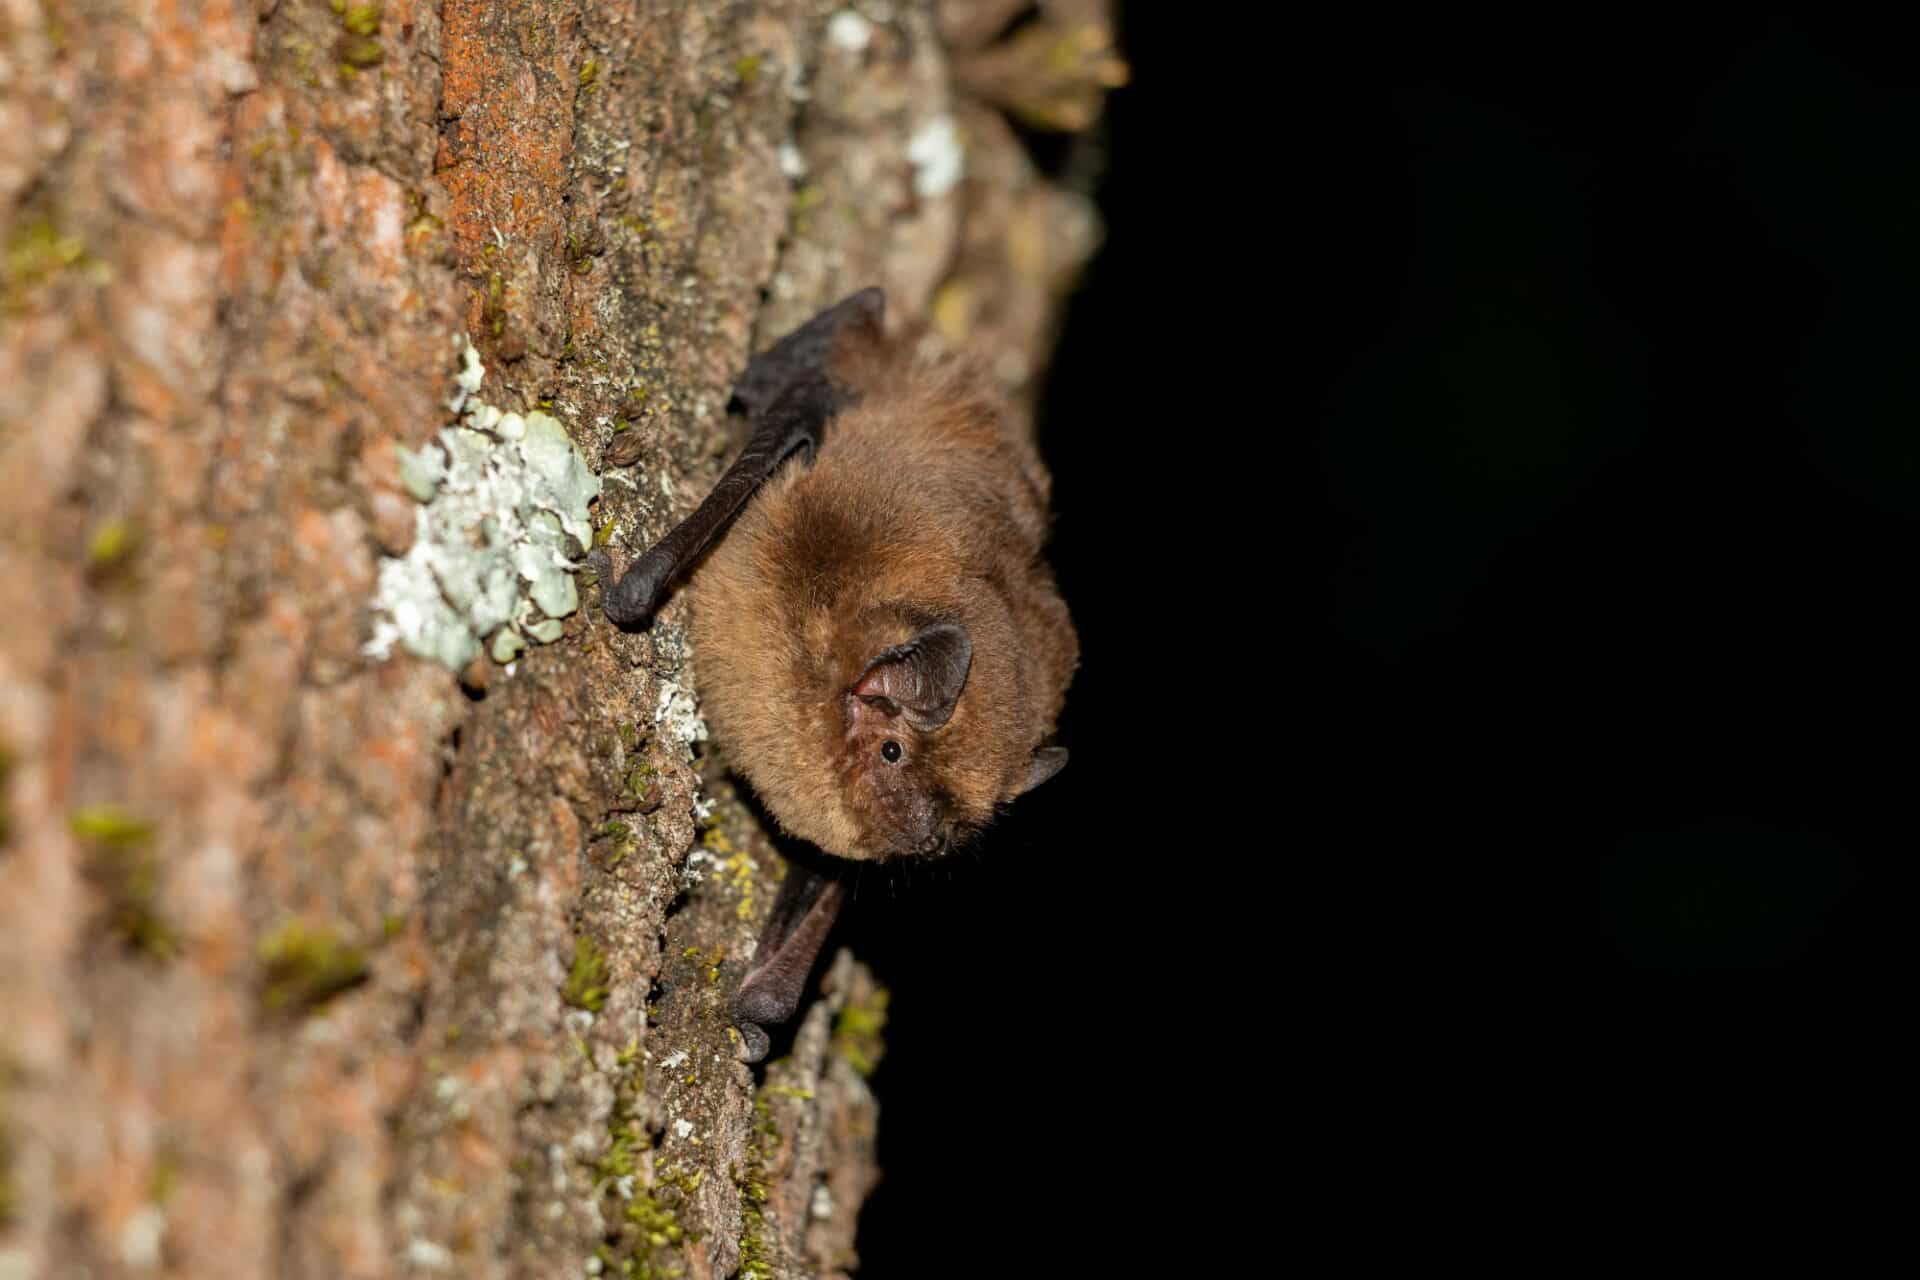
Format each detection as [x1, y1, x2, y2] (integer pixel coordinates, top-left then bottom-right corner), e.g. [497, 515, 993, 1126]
[880, 739, 903, 764]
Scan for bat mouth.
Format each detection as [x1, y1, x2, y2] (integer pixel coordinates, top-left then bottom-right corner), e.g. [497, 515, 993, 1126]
[872, 822, 953, 861]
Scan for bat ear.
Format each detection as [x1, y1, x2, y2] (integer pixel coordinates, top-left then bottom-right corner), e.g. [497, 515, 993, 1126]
[853, 622, 971, 731]
[1019, 746, 1069, 795]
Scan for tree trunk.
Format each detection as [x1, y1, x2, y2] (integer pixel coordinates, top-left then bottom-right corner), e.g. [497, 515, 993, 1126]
[0, 0, 1116, 1275]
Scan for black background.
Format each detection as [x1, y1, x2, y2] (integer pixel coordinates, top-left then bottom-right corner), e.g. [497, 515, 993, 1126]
[843, 8, 1900, 1270]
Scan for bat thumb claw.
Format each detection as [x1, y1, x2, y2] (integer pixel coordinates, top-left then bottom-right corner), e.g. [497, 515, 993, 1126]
[737, 1020, 771, 1064]
[603, 546, 674, 629]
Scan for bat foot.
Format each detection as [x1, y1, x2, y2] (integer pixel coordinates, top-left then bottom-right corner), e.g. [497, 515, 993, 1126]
[737, 1019, 771, 1064]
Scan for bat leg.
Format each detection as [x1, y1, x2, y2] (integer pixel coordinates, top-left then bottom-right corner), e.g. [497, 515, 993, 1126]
[733, 862, 847, 1063]
[603, 289, 887, 631]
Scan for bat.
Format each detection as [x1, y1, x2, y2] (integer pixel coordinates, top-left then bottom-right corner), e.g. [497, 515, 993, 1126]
[604, 289, 1077, 1062]
[606, 287, 1075, 1059]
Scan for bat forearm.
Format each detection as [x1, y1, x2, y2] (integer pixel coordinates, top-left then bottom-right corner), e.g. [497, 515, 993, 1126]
[604, 289, 883, 631]
[603, 383, 826, 628]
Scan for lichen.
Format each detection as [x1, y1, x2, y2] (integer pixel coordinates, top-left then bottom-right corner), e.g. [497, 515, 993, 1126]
[257, 920, 369, 1014]
[366, 336, 602, 670]
[652, 678, 708, 750]
[824, 10, 872, 53]
[562, 935, 609, 1013]
[907, 114, 964, 199]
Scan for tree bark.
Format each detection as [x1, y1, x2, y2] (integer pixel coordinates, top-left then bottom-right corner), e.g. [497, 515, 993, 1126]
[0, 0, 1115, 1275]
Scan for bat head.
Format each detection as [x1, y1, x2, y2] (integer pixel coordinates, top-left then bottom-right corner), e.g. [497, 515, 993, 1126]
[835, 616, 1066, 861]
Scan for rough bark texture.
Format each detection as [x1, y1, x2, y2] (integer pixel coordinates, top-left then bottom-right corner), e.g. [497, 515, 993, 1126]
[0, 0, 1116, 1276]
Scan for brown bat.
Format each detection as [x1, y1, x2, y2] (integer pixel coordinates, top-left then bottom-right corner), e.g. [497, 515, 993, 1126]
[603, 289, 1077, 1061]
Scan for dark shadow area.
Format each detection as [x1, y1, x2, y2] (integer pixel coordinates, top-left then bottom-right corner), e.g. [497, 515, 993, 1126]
[847, 7, 1900, 1271]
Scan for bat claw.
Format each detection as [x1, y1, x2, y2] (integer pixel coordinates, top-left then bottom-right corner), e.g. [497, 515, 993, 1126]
[603, 544, 677, 629]
[737, 1019, 771, 1064]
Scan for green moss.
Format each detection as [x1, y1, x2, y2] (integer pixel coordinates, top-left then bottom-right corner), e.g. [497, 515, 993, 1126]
[578, 58, 600, 90]
[258, 920, 369, 1014]
[590, 1039, 689, 1280]
[626, 1190, 683, 1248]
[831, 985, 890, 1077]
[405, 209, 443, 249]
[150, 1143, 181, 1204]
[599, 819, 639, 870]
[338, 34, 384, 68]
[624, 763, 654, 804]
[86, 518, 138, 573]
[562, 935, 609, 1012]
[0, 739, 15, 847]
[68, 806, 152, 845]
[333, 0, 382, 77]
[734, 1096, 777, 1280]
[71, 808, 176, 958]
[764, 1083, 813, 1101]
[4, 218, 93, 313]
[0, 1118, 16, 1226]
[733, 54, 762, 86]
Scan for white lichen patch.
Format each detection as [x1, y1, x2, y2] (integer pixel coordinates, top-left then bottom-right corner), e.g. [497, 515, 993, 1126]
[118, 1205, 167, 1268]
[653, 676, 709, 747]
[406, 1239, 455, 1271]
[908, 114, 963, 198]
[826, 9, 873, 52]
[367, 337, 602, 670]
